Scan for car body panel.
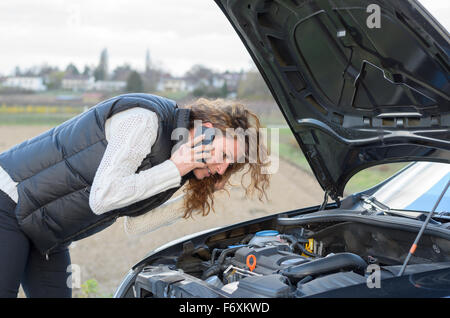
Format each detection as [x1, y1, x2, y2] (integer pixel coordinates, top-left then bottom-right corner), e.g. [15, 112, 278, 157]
[214, 0, 450, 199]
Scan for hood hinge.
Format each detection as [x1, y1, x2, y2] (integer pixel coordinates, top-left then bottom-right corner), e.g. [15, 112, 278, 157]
[319, 190, 341, 210]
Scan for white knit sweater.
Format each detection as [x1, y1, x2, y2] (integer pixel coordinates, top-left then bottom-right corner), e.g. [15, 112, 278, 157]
[0, 108, 182, 216]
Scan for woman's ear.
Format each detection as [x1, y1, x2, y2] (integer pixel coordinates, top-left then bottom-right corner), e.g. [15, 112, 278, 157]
[203, 122, 213, 128]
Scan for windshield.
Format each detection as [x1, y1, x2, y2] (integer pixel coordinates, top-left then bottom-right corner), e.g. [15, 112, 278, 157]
[372, 162, 450, 213]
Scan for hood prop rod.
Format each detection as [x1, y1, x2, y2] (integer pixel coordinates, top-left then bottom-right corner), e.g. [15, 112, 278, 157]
[398, 179, 449, 277]
[319, 190, 329, 211]
[319, 190, 341, 211]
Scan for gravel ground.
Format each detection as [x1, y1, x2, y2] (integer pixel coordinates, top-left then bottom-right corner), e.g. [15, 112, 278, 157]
[0, 125, 324, 297]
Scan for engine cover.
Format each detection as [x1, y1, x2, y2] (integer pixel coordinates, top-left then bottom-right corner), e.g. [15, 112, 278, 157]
[231, 244, 310, 275]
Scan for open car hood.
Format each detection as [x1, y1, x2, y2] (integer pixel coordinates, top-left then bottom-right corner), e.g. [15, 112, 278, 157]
[215, 0, 450, 200]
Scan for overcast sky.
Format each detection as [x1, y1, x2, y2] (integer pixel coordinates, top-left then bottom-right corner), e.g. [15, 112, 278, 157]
[0, 0, 448, 77]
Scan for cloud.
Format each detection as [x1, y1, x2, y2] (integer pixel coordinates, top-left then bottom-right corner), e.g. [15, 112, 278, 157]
[419, 0, 450, 30]
[0, 0, 251, 76]
[0, 0, 447, 76]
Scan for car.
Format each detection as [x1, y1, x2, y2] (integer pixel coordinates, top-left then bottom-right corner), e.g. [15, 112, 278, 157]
[114, 0, 449, 298]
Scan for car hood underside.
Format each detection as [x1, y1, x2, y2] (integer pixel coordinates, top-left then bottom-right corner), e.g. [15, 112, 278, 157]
[215, 0, 450, 200]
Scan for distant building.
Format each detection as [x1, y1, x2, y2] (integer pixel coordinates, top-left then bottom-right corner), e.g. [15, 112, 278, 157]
[155, 70, 243, 95]
[2, 76, 47, 92]
[62, 75, 95, 92]
[92, 80, 126, 92]
[62, 73, 126, 92]
[157, 75, 188, 92]
[222, 71, 243, 92]
[211, 75, 225, 89]
[184, 77, 209, 91]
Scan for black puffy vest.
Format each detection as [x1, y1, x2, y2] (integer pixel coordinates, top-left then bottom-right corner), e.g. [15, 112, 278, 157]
[0, 93, 191, 255]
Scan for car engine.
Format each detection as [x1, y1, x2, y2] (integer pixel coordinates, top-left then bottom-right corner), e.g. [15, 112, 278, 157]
[130, 224, 450, 298]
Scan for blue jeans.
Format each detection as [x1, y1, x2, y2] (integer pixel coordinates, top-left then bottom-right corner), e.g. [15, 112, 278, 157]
[0, 190, 71, 298]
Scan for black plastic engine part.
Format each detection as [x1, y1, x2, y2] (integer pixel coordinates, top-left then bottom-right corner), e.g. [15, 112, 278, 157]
[135, 266, 228, 298]
[201, 245, 245, 280]
[382, 262, 450, 277]
[231, 274, 292, 298]
[280, 252, 367, 282]
[295, 271, 367, 297]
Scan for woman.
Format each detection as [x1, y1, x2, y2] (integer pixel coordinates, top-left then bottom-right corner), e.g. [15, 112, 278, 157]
[0, 93, 270, 297]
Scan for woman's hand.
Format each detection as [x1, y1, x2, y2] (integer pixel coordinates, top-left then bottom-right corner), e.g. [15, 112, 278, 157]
[170, 134, 213, 177]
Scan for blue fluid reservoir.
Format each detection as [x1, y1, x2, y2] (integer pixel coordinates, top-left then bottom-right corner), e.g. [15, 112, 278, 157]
[249, 230, 280, 245]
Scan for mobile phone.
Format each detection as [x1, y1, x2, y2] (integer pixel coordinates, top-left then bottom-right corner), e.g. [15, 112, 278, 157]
[194, 126, 215, 162]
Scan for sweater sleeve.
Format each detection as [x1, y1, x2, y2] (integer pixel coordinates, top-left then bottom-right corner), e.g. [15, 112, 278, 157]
[89, 108, 181, 215]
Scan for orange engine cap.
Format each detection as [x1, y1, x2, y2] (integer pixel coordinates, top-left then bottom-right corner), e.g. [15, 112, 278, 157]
[246, 254, 256, 272]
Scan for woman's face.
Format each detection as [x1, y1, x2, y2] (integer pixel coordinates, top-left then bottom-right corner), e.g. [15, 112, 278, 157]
[193, 132, 243, 180]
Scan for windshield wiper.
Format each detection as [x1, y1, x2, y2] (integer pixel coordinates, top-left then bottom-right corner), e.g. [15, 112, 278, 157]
[360, 195, 441, 223]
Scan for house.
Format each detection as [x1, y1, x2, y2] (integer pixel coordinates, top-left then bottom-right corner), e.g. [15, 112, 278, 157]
[222, 71, 243, 92]
[157, 75, 188, 92]
[210, 75, 225, 89]
[91, 80, 126, 92]
[2, 76, 47, 92]
[62, 75, 95, 92]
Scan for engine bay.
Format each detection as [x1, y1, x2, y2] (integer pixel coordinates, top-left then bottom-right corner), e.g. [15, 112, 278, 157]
[131, 219, 450, 298]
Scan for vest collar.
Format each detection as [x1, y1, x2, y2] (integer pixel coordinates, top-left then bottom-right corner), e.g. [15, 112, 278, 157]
[171, 107, 191, 147]
[173, 107, 191, 131]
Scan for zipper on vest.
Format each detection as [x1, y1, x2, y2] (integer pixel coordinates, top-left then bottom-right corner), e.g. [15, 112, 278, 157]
[44, 213, 119, 261]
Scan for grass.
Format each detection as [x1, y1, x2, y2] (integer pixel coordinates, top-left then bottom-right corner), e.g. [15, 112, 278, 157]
[157, 90, 191, 101]
[0, 104, 83, 126]
[74, 278, 113, 298]
[260, 112, 290, 127]
[344, 162, 409, 195]
[278, 142, 310, 170]
[0, 113, 79, 126]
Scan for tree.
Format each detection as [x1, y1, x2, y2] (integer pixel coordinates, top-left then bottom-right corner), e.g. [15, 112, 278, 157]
[82, 65, 92, 76]
[94, 48, 109, 81]
[126, 71, 143, 92]
[14, 66, 21, 76]
[94, 66, 105, 81]
[38, 64, 59, 77]
[221, 82, 228, 97]
[46, 71, 65, 90]
[145, 49, 151, 74]
[65, 63, 80, 76]
[192, 82, 228, 98]
[237, 69, 271, 100]
[112, 64, 132, 81]
[184, 64, 214, 86]
[142, 64, 165, 92]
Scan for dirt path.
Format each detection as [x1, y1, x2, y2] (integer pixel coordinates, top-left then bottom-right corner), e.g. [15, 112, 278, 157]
[0, 125, 324, 297]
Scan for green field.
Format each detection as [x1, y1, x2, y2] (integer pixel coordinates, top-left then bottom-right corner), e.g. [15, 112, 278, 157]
[0, 113, 79, 125]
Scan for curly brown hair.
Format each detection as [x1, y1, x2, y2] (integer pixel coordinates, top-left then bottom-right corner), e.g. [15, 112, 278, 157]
[181, 98, 271, 218]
